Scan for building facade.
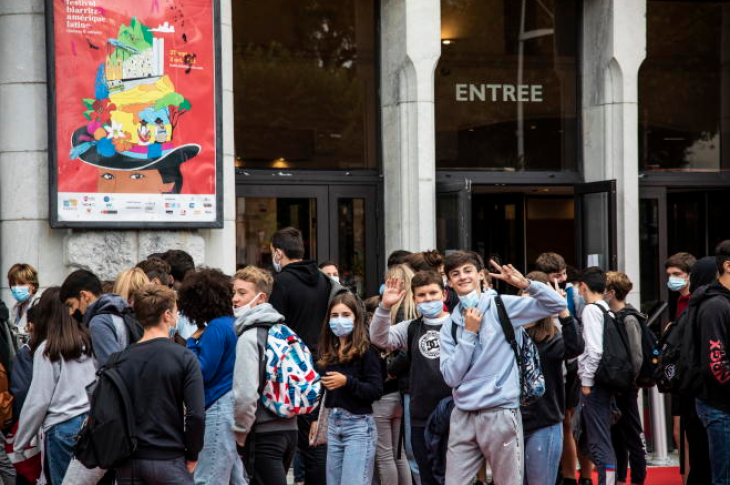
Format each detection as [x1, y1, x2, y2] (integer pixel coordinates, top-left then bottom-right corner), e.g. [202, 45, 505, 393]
[2, 0, 729, 460]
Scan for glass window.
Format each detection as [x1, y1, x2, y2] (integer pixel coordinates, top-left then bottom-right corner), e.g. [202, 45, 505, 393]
[640, 1, 728, 171]
[436, 0, 579, 171]
[232, 0, 377, 170]
[337, 198, 367, 297]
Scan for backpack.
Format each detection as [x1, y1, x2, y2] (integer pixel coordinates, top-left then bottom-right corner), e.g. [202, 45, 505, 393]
[653, 303, 699, 395]
[244, 322, 321, 418]
[97, 307, 143, 344]
[615, 306, 658, 388]
[452, 295, 545, 406]
[593, 304, 634, 392]
[74, 352, 137, 469]
[423, 396, 455, 485]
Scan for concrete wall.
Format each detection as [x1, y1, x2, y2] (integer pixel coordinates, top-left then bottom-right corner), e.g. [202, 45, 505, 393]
[0, 0, 236, 306]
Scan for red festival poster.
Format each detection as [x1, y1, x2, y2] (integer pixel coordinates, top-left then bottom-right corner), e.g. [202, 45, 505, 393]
[50, 0, 220, 226]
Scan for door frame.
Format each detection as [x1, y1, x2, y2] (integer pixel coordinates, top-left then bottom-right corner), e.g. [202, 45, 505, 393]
[575, 180, 618, 270]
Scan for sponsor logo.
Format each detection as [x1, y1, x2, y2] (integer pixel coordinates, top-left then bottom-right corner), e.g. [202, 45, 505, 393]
[418, 330, 441, 359]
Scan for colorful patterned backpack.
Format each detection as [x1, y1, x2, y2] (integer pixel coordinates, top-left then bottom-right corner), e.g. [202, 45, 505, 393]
[249, 323, 321, 418]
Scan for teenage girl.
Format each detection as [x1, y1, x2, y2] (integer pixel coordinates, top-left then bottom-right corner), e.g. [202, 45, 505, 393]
[311, 293, 383, 485]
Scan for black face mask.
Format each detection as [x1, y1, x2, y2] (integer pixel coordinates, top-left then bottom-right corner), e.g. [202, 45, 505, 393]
[72, 309, 84, 323]
[558, 281, 568, 290]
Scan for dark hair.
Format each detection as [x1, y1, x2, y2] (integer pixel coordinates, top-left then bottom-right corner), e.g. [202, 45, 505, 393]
[133, 284, 178, 328]
[101, 280, 115, 294]
[363, 295, 380, 315]
[535, 253, 566, 274]
[161, 250, 195, 282]
[387, 250, 412, 268]
[566, 265, 581, 284]
[136, 257, 173, 286]
[406, 250, 443, 272]
[716, 240, 730, 275]
[411, 271, 444, 293]
[443, 251, 484, 276]
[31, 287, 92, 362]
[59, 269, 102, 302]
[271, 227, 305, 260]
[177, 268, 233, 328]
[318, 261, 338, 270]
[606, 272, 633, 301]
[318, 292, 369, 368]
[524, 271, 556, 343]
[665, 252, 697, 274]
[690, 256, 718, 292]
[579, 266, 606, 294]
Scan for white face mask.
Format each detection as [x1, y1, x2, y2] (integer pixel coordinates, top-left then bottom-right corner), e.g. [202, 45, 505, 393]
[272, 252, 282, 273]
[233, 292, 263, 318]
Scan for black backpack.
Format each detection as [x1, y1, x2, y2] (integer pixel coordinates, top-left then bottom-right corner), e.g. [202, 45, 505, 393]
[653, 313, 687, 394]
[593, 304, 634, 392]
[615, 306, 658, 388]
[74, 352, 137, 469]
[96, 307, 143, 344]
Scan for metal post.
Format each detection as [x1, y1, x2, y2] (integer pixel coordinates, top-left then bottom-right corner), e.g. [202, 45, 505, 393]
[649, 386, 670, 465]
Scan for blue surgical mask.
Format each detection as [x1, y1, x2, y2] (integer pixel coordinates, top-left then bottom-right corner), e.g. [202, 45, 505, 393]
[329, 317, 354, 337]
[379, 283, 386, 295]
[418, 300, 443, 318]
[10, 286, 31, 303]
[168, 325, 176, 339]
[458, 290, 480, 309]
[667, 276, 687, 292]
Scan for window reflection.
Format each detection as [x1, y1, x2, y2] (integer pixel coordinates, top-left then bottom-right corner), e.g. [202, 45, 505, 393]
[436, 0, 578, 171]
[232, 0, 376, 170]
[639, 1, 728, 172]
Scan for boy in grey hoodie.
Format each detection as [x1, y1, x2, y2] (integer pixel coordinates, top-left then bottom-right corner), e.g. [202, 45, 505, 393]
[439, 252, 566, 485]
[231, 267, 298, 485]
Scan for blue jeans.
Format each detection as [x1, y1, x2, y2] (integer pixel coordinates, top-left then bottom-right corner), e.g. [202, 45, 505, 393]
[524, 422, 563, 485]
[403, 394, 421, 484]
[46, 413, 86, 485]
[194, 391, 246, 485]
[696, 400, 730, 485]
[326, 408, 377, 485]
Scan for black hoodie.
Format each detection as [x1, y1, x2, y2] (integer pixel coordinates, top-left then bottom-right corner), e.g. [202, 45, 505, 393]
[269, 260, 331, 356]
[694, 281, 730, 414]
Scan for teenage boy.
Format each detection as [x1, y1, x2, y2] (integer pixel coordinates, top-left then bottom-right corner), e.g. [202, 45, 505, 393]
[370, 271, 454, 485]
[605, 272, 647, 485]
[665, 252, 697, 319]
[577, 267, 616, 485]
[114, 284, 205, 483]
[268, 227, 332, 485]
[693, 241, 730, 485]
[439, 251, 566, 485]
[59, 269, 131, 366]
[232, 266, 298, 485]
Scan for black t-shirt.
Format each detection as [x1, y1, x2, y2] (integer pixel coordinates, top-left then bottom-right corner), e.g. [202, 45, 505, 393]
[323, 347, 383, 415]
[408, 316, 453, 427]
[115, 337, 205, 461]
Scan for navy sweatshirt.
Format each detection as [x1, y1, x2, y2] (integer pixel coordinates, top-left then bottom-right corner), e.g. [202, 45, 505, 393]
[323, 347, 383, 415]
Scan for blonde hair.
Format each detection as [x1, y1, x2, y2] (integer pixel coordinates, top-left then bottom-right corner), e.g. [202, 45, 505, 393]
[606, 271, 633, 301]
[233, 266, 274, 295]
[113, 268, 150, 303]
[385, 264, 417, 324]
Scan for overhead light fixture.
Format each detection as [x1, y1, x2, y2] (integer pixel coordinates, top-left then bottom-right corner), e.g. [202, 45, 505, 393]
[271, 157, 290, 169]
[442, 39, 453, 45]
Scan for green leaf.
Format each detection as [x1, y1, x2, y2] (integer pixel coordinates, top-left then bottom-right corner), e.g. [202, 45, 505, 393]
[82, 98, 95, 109]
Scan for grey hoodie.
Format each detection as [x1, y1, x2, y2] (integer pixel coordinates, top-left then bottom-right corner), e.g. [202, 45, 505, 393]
[232, 303, 297, 444]
[82, 293, 130, 367]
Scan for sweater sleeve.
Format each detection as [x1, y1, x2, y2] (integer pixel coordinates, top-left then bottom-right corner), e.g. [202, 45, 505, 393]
[439, 318, 478, 388]
[232, 329, 261, 444]
[559, 315, 585, 360]
[624, 315, 644, 377]
[186, 321, 227, 385]
[502, 281, 567, 327]
[578, 304, 604, 387]
[14, 343, 55, 452]
[342, 348, 383, 404]
[182, 352, 206, 462]
[89, 315, 122, 367]
[369, 306, 410, 351]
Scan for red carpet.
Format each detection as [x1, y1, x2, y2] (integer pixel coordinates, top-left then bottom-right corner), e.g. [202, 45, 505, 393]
[589, 467, 682, 485]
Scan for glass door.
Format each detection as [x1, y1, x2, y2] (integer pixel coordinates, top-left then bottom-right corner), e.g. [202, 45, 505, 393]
[575, 180, 617, 270]
[236, 183, 380, 298]
[436, 179, 472, 253]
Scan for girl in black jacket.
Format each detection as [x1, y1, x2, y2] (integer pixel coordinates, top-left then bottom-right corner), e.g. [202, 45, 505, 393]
[311, 292, 383, 485]
[521, 272, 585, 485]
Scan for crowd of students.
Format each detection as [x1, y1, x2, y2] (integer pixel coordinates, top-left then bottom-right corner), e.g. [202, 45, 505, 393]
[0, 228, 728, 485]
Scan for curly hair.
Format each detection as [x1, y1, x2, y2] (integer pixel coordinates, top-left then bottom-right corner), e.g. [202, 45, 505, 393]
[317, 292, 370, 368]
[177, 268, 233, 328]
[405, 250, 443, 273]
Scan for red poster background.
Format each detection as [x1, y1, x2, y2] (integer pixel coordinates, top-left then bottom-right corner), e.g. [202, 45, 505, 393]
[53, 0, 217, 195]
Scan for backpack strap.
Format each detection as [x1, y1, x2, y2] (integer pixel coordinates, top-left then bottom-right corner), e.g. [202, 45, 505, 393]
[241, 323, 274, 397]
[407, 317, 424, 362]
[451, 321, 458, 344]
[493, 296, 523, 385]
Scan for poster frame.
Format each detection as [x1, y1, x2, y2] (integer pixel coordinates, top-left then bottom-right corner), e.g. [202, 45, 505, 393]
[46, 0, 224, 229]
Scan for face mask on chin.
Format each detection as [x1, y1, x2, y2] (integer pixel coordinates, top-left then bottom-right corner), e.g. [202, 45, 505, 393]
[233, 293, 263, 318]
[458, 290, 480, 310]
[72, 309, 84, 323]
[272, 251, 283, 273]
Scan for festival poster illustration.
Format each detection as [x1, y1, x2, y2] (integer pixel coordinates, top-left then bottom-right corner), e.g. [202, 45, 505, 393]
[50, 0, 220, 226]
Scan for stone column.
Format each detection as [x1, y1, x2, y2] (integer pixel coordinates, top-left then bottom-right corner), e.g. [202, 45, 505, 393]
[582, 0, 646, 304]
[0, 0, 67, 303]
[381, 0, 441, 256]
